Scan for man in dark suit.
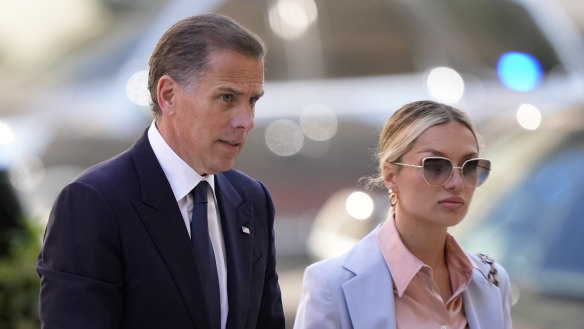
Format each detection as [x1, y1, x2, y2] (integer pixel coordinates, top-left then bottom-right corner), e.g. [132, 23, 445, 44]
[36, 14, 285, 329]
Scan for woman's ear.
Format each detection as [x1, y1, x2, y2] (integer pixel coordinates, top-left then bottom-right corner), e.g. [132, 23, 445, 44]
[382, 163, 398, 192]
[157, 75, 178, 115]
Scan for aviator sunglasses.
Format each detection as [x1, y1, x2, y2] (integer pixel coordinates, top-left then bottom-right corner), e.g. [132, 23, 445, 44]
[393, 157, 491, 187]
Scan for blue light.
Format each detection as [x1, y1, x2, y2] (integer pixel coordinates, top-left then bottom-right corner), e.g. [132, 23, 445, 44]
[497, 52, 543, 92]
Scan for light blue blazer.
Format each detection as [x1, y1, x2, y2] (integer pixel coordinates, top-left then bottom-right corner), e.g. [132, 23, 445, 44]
[294, 228, 513, 329]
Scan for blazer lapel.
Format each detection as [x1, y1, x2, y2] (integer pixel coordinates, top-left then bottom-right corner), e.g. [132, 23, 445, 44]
[215, 173, 253, 329]
[342, 229, 396, 329]
[463, 262, 504, 329]
[130, 132, 213, 329]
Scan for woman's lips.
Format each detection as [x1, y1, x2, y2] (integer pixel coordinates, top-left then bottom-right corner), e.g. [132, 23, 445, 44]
[439, 197, 465, 210]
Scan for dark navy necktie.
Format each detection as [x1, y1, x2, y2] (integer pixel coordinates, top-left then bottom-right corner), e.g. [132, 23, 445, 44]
[191, 181, 220, 329]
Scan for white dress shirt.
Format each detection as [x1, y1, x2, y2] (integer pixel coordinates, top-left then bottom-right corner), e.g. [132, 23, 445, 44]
[148, 121, 228, 329]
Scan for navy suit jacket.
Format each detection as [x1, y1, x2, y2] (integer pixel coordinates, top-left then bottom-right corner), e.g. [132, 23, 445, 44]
[37, 131, 285, 329]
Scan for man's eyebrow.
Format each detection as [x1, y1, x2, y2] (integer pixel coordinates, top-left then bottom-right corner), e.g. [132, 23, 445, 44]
[217, 86, 242, 95]
[217, 87, 264, 99]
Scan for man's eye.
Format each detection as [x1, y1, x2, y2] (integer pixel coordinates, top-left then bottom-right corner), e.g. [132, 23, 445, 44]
[221, 94, 233, 102]
[249, 97, 258, 105]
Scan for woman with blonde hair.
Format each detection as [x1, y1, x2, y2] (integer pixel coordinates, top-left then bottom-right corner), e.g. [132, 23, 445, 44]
[294, 100, 512, 329]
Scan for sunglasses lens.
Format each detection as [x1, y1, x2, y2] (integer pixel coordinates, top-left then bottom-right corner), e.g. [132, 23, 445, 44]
[422, 158, 453, 185]
[462, 159, 491, 186]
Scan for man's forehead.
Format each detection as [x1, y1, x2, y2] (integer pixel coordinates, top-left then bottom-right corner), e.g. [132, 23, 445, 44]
[205, 62, 264, 82]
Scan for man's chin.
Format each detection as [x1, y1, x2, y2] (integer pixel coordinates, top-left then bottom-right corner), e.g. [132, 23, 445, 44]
[212, 160, 237, 174]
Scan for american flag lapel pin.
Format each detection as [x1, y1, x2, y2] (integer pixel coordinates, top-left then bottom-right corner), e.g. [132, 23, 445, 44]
[241, 226, 251, 235]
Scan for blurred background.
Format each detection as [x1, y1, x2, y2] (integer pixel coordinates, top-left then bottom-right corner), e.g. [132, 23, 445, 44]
[1, 0, 583, 328]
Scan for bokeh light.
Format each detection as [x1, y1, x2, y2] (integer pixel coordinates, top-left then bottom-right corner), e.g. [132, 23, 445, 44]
[516, 103, 542, 131]
[265, 119, 304, 156]
[0, 121, 15, 145]
[8, 155, 45, 192]
[268, 0, 318, 40]
[126, 70, 150, 107]
[299, 104, 338, 141]
[427, 67, 465, 104]
[345, 191, 374, 220]
[0, 0, 106, 70]
[497, 52, 543, 92]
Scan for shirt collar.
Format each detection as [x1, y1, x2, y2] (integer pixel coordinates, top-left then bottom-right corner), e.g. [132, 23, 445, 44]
[147, 121, 215, 202]
[444, 233, 476, 297]
[377, 217, 424, 297]
[376, 216, 476, 298]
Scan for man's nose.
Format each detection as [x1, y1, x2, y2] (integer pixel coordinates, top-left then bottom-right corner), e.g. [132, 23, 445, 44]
[233, 105, 254, 131]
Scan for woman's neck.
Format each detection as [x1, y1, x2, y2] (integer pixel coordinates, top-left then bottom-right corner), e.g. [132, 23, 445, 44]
[394, 213, 448, 269]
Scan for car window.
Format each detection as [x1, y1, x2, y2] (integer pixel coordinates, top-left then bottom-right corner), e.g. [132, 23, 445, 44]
[538, 149, 584, 273]
[464, 143, 584, 275]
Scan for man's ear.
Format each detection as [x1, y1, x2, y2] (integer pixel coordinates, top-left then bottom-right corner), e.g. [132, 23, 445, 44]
[157, 75, 179, 115]
[382, 164, 398, 192]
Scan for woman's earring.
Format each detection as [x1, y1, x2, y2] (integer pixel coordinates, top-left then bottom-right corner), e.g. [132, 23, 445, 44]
[390, 191, 398, 207]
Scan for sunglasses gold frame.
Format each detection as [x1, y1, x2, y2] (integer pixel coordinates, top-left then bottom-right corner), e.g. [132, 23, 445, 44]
[393, 156, 491, 187]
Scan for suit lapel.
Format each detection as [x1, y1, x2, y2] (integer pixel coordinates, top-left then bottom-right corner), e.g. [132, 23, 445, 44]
[130, 132, 213, 329]
[342, 229, 396, 329]
[215, 173, 253, 329]
[463, 265, 504, 329]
